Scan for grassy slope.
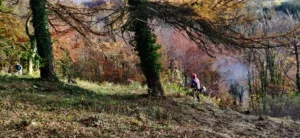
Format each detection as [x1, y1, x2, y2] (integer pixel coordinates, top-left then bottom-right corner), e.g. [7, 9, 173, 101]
[0, 76, 300, 137]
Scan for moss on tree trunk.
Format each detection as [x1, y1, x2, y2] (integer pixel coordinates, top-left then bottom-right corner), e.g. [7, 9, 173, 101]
[30, 0, 56, 80]
[129, 0, 164, 96]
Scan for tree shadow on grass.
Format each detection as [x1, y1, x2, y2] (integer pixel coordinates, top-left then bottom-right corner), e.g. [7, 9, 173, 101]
[0, 76, 180, 119]
[2, 77, 300, 138]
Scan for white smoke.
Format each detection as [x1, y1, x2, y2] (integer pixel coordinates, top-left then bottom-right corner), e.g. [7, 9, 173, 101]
[212, 56, 250, 107]
[212, 56, 248, 84]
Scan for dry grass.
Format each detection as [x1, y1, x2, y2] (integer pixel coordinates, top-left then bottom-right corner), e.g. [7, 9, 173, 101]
[0, 76, 300, 137]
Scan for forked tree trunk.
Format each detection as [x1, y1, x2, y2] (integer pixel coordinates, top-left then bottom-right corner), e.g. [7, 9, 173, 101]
[30, 0, 56, 80]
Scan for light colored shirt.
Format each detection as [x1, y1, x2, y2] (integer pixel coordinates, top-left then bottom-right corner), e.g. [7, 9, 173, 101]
[190, 78, 200, 89]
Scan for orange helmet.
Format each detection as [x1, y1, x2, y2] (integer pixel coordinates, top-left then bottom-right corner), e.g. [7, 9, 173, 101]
[191, 73, 197, 79]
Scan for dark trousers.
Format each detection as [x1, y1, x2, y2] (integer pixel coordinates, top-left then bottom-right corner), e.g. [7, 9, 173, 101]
[192, 88, 201, 100]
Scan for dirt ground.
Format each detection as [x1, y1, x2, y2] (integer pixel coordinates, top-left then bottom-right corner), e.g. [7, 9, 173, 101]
[1, 78, 300, 137]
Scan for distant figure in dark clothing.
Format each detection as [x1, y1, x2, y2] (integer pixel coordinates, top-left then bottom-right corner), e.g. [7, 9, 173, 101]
[190, 73, 200, 90]
[15, 63, 22, 75]
[189, 73, 201, 100]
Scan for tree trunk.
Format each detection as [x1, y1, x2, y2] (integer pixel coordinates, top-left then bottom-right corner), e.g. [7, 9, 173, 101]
[129, 0, 164, 96]
[30, 0, 56, 80]
[258, 59, 267, 115]
[25, 15, 36, 75]
[184, 73, 188, 88]
[26, 33, 36, 75]
[263, 49, 269, 115]
[246, 49, 253, 98]
[294, 44, 300, 93]
[266, 47, 276, 98]
[28, 56, 33, 74]
[134, 22, 164, 96]
[268, 52, 276, 84]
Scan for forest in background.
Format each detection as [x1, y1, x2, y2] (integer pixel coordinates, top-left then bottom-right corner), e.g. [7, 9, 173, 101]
[1, 0, 300, 121]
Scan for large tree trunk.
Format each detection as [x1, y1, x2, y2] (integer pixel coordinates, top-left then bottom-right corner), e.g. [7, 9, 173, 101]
[134, 22, 164, 96]
[129, 0, 164, 96]
[30, 0, 56, 80]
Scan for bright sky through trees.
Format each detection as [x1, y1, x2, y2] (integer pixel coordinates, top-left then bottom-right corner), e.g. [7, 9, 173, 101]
[72, 0, 92, 3]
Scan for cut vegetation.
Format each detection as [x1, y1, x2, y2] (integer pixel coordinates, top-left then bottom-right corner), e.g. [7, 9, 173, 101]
[0, 76, 299, 137]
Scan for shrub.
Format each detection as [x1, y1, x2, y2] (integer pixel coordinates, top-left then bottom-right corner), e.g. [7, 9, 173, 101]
[266, 94, 300, 120]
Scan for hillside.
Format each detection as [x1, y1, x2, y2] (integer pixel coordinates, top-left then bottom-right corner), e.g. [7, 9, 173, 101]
[0, 76, 300, 137]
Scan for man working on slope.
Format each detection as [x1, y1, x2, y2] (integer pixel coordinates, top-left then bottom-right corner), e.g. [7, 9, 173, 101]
[189, 73, 201, 100]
